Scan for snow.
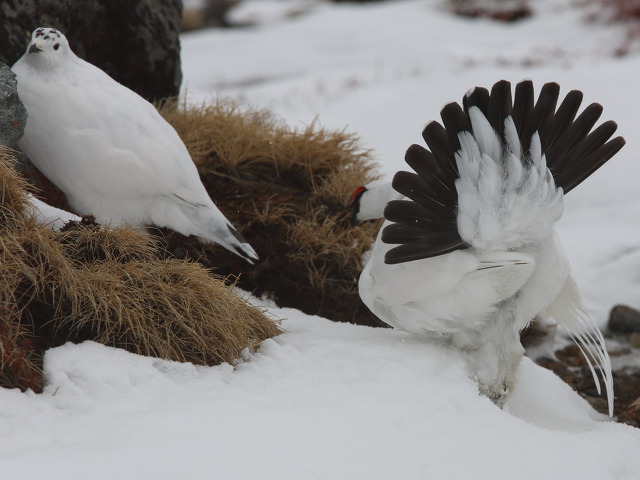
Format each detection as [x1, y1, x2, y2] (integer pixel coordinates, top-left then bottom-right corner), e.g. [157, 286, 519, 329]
[3, 0, 640, 478]
[3, 311, 640, 479]
[28, 195, 80, 230]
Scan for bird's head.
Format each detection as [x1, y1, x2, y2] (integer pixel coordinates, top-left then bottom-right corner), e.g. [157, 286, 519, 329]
[351, 185, 368, 225]
[22, 27, 71, 69]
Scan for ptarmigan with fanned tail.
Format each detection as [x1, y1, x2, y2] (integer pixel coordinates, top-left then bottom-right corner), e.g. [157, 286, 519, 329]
[359, 80, 624, 414]
[12, 27, 258, 263]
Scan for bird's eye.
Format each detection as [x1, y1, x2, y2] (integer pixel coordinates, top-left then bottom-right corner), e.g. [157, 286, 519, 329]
[53, 44, 60, 50]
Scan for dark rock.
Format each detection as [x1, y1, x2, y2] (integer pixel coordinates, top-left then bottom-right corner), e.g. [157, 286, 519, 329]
[554, 343, 588, 367]
[0, 0, 183, 102]
[202, 0, 242, 28]
[520, 316, 556, 355]
[450, 0, 533, 22]
[609, 304, 640, 333]
[620, 398, 640, 427]
[0, 62, 27, 147]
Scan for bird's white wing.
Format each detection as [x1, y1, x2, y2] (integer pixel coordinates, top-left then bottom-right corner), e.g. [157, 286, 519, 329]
[545, 274, 614, 416]
[79, 64, 213, 206]
[360, 230, 536, 335]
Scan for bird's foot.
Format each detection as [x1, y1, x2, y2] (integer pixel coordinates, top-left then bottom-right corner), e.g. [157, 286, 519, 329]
[478, 381, 510, 408]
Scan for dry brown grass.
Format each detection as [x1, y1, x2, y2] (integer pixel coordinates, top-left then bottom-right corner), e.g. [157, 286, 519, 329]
[0, 147, 31, 226]
[1, 149, 281, 392]
[157, 99, 385, 326]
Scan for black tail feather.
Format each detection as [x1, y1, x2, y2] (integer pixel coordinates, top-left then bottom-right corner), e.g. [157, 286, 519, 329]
[522, 82, 560, 154]
[562, 120, 619, 170]
[391, 171, 455, 220]
[512, 80, 534, 144]
[547, 103, 603, 171]
[384, 236, 467, 265]
[422, 122, 458, 179]
[440, 102, 471, 153]
[558, 136, 626, 193]
[384, 200, 459, 231]
[463, 86, 490, 117]
[382, 224, 461, 244]
[404, 144, 458, 205]
[487, 80, 513, 144]
[539, 89, 583, 152]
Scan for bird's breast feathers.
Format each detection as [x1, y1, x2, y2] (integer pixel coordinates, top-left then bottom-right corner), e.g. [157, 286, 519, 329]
[15, 57, 211, 206]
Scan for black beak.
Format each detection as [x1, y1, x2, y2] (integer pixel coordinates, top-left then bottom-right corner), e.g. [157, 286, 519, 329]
[29, 44, 43, 54]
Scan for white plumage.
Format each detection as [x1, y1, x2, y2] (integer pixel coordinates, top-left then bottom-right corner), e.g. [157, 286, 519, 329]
[12, 27, 257, 262]
[358, 80, 624, 414]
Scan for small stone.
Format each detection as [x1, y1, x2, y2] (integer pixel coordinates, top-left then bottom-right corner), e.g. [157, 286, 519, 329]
[584, 396, 609, 415]
[630, 333, 640, 349]
[618, 396, 640, 428]
[554, 344, 587, 367]
[609, 304, 640, 334]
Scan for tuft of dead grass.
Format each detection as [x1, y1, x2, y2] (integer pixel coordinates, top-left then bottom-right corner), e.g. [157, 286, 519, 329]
[0, 147, 31, 227]
[157, 99, 385, 326]
[1, 149, 281, 392]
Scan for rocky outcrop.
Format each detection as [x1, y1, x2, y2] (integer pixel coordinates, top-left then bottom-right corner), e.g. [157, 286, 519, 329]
[0, 0, 183, 102]
[0, 62, 27, 147]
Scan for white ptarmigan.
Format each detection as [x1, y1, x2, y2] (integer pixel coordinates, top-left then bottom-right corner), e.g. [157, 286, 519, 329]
[358, 80, 624, 415]
[12, 27, 258, 263]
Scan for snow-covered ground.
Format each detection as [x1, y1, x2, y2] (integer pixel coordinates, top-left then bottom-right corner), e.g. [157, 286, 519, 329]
[3, 1, 640, 478]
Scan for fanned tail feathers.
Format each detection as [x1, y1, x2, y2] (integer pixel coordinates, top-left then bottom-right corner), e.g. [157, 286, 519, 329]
[383, 79, 625, 265]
